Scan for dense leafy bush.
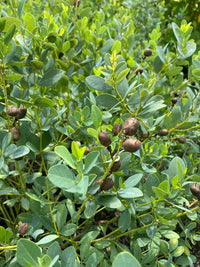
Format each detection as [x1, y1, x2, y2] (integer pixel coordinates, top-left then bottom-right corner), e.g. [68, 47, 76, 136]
[0, 0, 200, 266]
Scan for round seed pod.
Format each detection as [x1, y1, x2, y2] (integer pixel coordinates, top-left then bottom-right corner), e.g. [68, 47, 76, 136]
[123, 118, 139, 136]
[177, 137, 186, 144]
[15, 106, 27, 119]
[112, 123, 122, 135]
[6, 105, 19, 117]
[11, 126, 20, 141]
[144, 48, 152, 57]
[190, 184, 200, 200]
[100, 178, 114, 191]
[135, 67, 143, 75]
[158, 129, 168, 136]
[171, 98, 178, 104]
[111, 160, 121, 172]
[84, 147, 91, 155]
[123, 138, 141, 153]
[98, 130, 112, 147]
[18, 223, 29, 236]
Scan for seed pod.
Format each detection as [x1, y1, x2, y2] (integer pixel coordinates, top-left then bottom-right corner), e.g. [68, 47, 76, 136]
[123, 138, 141, 152]
[177, 137, 186, 144]
[18, 223, 29, 236]
[135, 67, 143, 75]
[144, 48, 152, 57]
[111, 160, 121, 172]
[138, 132, 149, 140]
[190, 184, 200, 200]
[158, 129, 168, 136]
[84, 147, 91, 155]
[171, 98, 178, 104]
[112, 123, 122, 135]
[6, 105, 19, 117]
[15, 106, 27, 119]
[11, 126, 20, 141]
[100, 178, 114, 191]
[98, 130, 112, 147]
[123, 118, 139, 136]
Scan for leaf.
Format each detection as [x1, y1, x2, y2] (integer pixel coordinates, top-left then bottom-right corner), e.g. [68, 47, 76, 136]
[34, 97, 55, 107]
[96, 93, 119, 108]
[0, 19, 6, 32]
[37, 235, 58, 245]
[2, 133, 11, 154]
[38, 69, 65, 86]
[96, 196, 121, 209]
[60, 223, 77, 237]
[156, 46, 165, 64]
[48, 165, 76, 190]
[61, 247, 76, 267]
[24, 13, 36, 32]
[10, 146, 30, 159]
[4, 24, 16, 45]
[0, 17, 22, 32]
[118, 209, 131, 233]
[71, 141, 85, 162]
[84, 151, 99, 173]
[55, 146, 76, 169]
[116, 68, 130, 83]
[4, 74, 23, 81]
[91, 105, 102, 128]
[118, 187, 143, 199]
[17, 0, 26, 18]
[111, 40, 121, 54]
[146, 224, 157, 239]
[124, 174, 143, 187]
[0, 226, 13, 244]
[86, 75, 113, 91]
[112, 252, 142, 267]
[168, 157, 186, 183]
[172, 22, 182, 44]
[161, 230, 180, 239]
[17, 238, 41, 267]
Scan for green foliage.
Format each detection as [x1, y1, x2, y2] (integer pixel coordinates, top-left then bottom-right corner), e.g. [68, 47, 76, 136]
[0, 0, 200, 266]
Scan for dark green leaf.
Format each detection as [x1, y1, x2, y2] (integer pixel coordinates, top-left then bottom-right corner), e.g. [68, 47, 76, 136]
[38, 69, 65, 86]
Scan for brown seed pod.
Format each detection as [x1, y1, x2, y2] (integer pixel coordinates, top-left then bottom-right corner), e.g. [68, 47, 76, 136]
[135, 67, 143, 75]
[158, 129, 168, 136]
[15, 106, 27, 119]
[123, 138, 141, 153]
[11, 126, 20, 141]
[18, 223, 29, 236]
[112, 123, 122, 135]
[100, 178, 114, 191]
[111, 160, 121, 172]
[190, 184, 200, 200]
[171, 98, 178, 104]
[138, 132, 149, 140]
[123, 118, 139, 136]
[98, 130, 112, 147]
[84, 147, 91, 155]
[6, 105, 19, 117]
[177, 137, 186, 144]
[144, 48, 152, 57]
